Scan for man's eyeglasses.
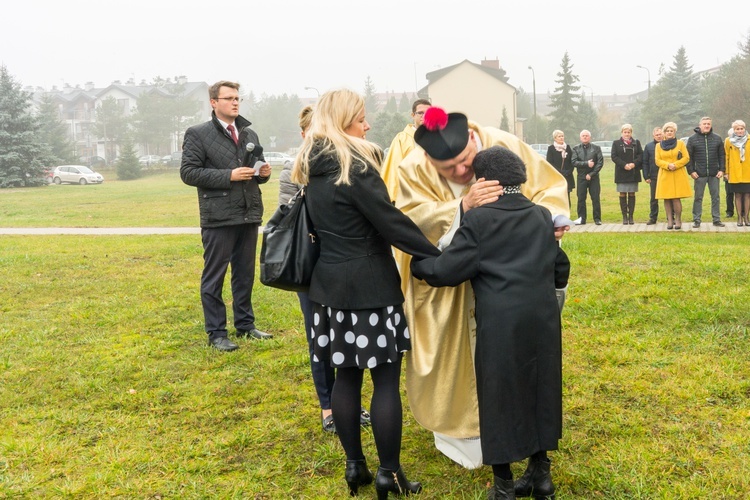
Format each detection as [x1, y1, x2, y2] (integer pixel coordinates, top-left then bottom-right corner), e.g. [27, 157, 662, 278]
[414, 111, 426, 116]
[214, 97, 243, 103]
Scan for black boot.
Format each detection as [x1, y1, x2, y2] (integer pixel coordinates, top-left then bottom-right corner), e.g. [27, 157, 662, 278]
[375, 466, 422, 499]
[345, 459, 373, 496]
[619, 196, 628, 225]
[627, 195, 636, 224]
[488, 476, 516, 499]
[514, 458, 556, 499]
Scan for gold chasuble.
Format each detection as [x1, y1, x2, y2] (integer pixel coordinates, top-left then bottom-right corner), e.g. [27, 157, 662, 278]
[388, 122, 569, 465]
[381, 123, 418, 201]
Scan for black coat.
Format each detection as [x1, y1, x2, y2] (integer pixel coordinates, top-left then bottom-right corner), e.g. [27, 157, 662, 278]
[546, 144, 575, 191]
[411, 194, 569, 464]
[305, 147, 440, 310]
[611, 138, 643, 183]
[571, 143, 604, 179]
[180, 112, 268, 228]
[686, 128, 725, 177]
[641, 140, 659, 180]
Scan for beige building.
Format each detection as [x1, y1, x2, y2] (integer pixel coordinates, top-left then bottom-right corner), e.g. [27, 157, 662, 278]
[419, 59, 519, 137]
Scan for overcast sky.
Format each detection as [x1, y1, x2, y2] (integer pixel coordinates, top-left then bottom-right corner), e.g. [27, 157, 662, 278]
[3, 0, 749, 102]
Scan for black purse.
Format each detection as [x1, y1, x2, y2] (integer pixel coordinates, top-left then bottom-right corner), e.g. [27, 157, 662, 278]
[260, 188, 320, 291]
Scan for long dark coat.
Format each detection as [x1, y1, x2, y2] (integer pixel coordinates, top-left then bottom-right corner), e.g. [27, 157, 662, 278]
[411, 194, 570, 464]
[611, 138, 643, 184]
[546, 144, 575, 192]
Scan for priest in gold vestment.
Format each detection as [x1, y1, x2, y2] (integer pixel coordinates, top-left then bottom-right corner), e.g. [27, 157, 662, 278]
[385, 108, 570, 468]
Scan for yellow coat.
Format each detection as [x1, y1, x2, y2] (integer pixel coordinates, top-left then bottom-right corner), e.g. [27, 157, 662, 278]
[655, 140, 692, 200]
[724, 138, 750, 184]
[387, 122, 568, 440]
[380, 124, 417, 201]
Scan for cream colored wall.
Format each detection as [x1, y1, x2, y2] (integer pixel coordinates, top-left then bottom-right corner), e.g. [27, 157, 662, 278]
[427, 62, 517, 135]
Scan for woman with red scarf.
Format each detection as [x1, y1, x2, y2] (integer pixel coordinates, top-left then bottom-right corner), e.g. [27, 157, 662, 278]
[611, 124, 643, 224]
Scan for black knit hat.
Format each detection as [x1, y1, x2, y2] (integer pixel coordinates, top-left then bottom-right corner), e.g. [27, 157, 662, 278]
[414, 107, 470, 160]
[473, 146, 527, 185]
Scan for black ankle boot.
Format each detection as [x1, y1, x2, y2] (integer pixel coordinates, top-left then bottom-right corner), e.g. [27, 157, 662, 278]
[514, 458, 556, 499]
[488, 476, 516, 499]
[345, 459, 373, 496]
[375, 466, 422, 498]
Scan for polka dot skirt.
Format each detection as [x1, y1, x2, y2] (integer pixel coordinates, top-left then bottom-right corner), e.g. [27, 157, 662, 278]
[311, 303, 411, 369]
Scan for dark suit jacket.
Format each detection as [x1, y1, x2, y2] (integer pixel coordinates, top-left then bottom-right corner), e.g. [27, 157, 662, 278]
[305, 146, 440, 310]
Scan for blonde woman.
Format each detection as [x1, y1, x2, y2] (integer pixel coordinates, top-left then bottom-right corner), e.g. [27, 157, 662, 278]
[655, 122, 692, 229]
[546, 130, 574, 208]
[611, 124, 643, 224]
[724, 119, 750, 226]
[293, 89, 438, 497]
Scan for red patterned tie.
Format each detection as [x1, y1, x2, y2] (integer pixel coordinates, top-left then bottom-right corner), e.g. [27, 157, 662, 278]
[227, 124, 238, 145]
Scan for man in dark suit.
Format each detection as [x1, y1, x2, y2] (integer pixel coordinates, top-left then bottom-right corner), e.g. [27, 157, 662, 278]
[181, 81, 273, 351]
[571, 130, 604, 225]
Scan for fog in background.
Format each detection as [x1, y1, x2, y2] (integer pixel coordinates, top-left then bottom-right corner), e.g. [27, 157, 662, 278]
[3, 0, 749, 98]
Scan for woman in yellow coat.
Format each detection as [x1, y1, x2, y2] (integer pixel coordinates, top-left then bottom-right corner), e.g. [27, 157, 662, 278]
[655, 122, 692, 229]
[724, 119, 750, 226]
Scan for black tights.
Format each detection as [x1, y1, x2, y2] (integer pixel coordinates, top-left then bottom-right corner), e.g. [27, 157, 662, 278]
[492, 450, 548, 480]
[332, 357, 403, 471]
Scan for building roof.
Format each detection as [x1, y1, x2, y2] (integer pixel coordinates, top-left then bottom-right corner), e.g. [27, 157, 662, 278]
[425, 59, 510, 84]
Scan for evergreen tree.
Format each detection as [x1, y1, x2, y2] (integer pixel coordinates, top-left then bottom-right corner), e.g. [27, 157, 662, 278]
[0, 65, 50, 187]
[115, 137, 142, 180]
[368, 112, 409, 149]
[363, 76, 379, 115]
[398, 93, 411, 113]
[547, 52, 582, 142]
[384, 95, 397, 113]
[500, 106, 510, 132]
[37, 93, 78, 165]
[576, 95, 599, 138]
[250, 93, 304, 151]
[92, 96, 129, 164]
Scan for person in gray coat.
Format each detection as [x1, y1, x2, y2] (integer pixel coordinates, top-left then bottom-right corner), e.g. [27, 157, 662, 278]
[181, 80, 272, 351]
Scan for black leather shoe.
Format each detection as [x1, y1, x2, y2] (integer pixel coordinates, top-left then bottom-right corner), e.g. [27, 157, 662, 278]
[488, 476, 516, 499]
[594, 220, 601, 225]
[208, 336, 238, 352]
[713, 221, 725, 227]
[237, 328, 273, 340]
[693, 221, 701, 228]
[646, 219, 657, 225]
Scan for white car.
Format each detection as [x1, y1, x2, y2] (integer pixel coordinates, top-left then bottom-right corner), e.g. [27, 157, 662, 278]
[263, 152, 295, 166]
[592, 141, 612, 157]
[139, 155, 161, 166]
[52, 165, 104, 185]
[528, 144, 548, 157]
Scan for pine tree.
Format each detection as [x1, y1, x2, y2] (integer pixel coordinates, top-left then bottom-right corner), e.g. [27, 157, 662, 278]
[116, 138, 142, 180]
[547, 52, 582, 142]
[37, 93, 78, 165]
[398, 93, 411, 113]
[700, 32, 750, 132]
[500, 106, 510, 132]
[0, 65, 52, 187]
[384, 95, 397, 113]
[363, 76, 379, 115]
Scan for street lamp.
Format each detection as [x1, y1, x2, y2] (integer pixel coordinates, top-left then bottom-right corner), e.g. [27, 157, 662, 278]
[636, 65, 651, 92]
[528, 66, 537, 144]
[304, 86, 320, 97]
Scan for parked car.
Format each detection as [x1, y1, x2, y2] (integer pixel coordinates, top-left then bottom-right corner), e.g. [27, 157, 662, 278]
[592, 141, 612, 157]
[263, 151, 295, 166]
[138, 155, 161, 166]
[79, 155, 107, 168]
[528, 144, 548, 157]
[52, 165, 104, 185]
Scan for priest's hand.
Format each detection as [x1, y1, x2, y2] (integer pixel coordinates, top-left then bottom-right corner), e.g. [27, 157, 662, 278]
[462, 178, 503, 212]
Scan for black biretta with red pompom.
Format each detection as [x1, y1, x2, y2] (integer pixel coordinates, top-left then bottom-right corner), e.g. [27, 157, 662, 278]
[414, 107, 470, 160]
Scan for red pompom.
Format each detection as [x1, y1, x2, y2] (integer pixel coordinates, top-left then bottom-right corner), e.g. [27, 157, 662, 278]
[423, 107, 449, 131]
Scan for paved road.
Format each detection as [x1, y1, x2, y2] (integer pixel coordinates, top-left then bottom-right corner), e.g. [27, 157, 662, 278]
[1, 222, 747, 235]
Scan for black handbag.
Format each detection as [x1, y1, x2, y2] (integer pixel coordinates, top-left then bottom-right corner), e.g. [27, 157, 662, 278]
[260, 188, 320, 291]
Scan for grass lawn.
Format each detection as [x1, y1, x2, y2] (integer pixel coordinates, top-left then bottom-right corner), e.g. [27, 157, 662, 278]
[1, 166, 749, 498]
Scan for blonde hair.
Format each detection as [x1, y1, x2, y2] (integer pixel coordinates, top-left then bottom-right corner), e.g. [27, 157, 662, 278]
[552, 130, 564, 139]
[621, 123, 633, 133]
[298, 105, 313, 132]
[732, 119, 746, 129]
[292, 89, 380, 186]
[663, 122, 677, 133]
